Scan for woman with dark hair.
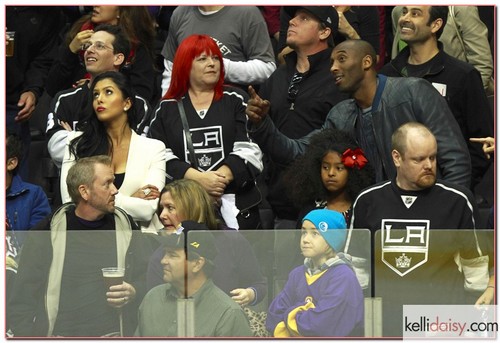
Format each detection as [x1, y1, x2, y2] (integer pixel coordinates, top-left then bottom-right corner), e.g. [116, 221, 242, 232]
[46, 6, 159, 104]
[146, 179, 267, 306]
[149, 34, 263, 230]
[60, 71, 166, 232]
[284, 128, 375, 226]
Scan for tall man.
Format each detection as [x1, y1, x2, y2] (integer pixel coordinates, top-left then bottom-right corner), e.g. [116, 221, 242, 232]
[349, 122, 493, 336]
[380, 5, 493, 189]
[8, 155, 149, 337]
[250, 6, 349, 286]
[246, 39, 471, 189]
[46, 24, 150, 168]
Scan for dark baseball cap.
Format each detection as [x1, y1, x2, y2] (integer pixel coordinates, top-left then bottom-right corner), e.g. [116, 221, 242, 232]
[157, 221, 218, 262]
[284, 6, 339, 34]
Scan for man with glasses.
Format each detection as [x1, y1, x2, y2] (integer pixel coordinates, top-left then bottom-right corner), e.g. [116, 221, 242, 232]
[246, 6, 348, 288]
[46, 24, 150, 170]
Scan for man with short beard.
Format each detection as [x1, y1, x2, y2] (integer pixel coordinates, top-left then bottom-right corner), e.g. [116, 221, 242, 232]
[350, 121, 478, 231]
[348, 122, 494, 337]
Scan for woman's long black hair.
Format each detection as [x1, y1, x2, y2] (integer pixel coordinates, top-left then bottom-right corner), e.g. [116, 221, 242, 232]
[69, 71, 139, 159]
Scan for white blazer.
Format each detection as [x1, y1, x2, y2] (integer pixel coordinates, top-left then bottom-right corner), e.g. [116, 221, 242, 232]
[60, 130, 167, 232]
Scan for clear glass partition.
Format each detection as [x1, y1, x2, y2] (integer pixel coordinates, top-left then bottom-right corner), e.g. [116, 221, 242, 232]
[373, 229, 494, 338]
[9, 228, 491, 338]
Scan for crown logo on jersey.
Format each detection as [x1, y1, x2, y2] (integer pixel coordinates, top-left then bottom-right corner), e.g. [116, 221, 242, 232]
[395, 253, 412, 269]
[198, 154, 212, 167]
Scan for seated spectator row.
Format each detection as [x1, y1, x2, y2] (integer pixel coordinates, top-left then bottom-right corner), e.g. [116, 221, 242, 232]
[7, 227, 493, 337]
[5, 6, 495, 339]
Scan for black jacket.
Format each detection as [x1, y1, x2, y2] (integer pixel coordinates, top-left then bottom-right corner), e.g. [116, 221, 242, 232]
[6, 7, 64, 105]
[259, 48, 347, 219]
[45, 37, 160, 105]
[379, 44, 493, 187]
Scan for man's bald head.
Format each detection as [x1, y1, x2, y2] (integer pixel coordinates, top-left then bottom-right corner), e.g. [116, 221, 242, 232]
[333, 40, 378, 70]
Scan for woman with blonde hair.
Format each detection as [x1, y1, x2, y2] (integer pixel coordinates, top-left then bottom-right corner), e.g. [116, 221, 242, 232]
[146, 179, 267, 306]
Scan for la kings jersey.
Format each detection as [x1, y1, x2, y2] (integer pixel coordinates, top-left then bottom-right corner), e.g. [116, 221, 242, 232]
[350, 179, 486, 337]
[149, 86, 256, 193]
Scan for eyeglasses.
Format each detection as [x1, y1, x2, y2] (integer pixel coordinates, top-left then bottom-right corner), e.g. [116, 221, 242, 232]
[287, 72, 305, 103]
[81, 41, 114, 52]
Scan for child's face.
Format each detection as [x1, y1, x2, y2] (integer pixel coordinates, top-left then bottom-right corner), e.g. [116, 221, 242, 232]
[321, 151, 349, 193]
[300, 220, 332, 260]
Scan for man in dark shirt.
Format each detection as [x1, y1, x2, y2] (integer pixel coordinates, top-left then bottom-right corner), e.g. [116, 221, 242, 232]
[380, 5, 493, 189]
[248, 6, 348, 284]
[8, 155, 149, 337]
[247, 39, 471, 189]
[6, 6, 65, 178]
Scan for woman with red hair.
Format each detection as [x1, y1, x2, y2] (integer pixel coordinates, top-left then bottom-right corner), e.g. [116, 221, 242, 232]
[149, 34, 263, 230]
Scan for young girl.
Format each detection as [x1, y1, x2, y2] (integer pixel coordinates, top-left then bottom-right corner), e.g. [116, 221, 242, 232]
[266, 209, 364, 337]
[284, 128, 374, 226]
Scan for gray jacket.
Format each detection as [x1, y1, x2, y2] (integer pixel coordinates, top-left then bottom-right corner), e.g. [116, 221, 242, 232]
[249, 75, 471, 188]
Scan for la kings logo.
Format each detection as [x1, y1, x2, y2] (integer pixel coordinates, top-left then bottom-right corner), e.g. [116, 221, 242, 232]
[184, 126, 224, 172]
[381, 219, 430, 277]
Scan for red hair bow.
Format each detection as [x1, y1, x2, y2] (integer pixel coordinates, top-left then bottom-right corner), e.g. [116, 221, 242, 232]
[341, 148, 368, 169]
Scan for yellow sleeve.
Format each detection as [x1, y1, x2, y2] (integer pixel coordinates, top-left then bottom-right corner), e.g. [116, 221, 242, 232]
[285, 301, 316, 336]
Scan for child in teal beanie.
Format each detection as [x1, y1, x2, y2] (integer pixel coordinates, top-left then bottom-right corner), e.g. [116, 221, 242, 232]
[266, 209, 364, 337]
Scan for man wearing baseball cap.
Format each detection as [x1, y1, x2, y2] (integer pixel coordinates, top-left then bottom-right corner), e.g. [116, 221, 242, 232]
[135, 222, 252, 337]
[284, 6, 339, 41]
[246, 6, 347, 292]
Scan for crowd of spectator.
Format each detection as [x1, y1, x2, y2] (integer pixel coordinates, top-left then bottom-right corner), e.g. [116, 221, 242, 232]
[4, 5, 495, 338]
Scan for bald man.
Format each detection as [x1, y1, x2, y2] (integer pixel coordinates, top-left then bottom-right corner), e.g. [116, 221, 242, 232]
[246, 39, 471, 189]
[349, 122, 493, 337]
